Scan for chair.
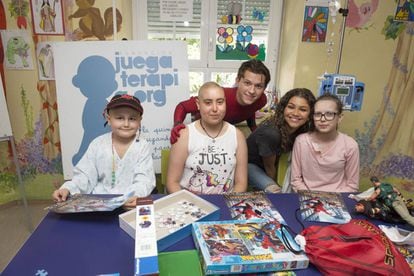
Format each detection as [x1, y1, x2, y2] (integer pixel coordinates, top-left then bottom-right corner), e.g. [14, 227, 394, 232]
[160, 148, 171, 193]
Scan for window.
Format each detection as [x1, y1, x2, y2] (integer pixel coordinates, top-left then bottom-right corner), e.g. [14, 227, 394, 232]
[133, 0, 282, 95]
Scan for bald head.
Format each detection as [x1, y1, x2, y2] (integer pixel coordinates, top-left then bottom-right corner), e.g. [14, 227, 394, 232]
[196, 81, 226, 123]
[198, 81, 224, 99]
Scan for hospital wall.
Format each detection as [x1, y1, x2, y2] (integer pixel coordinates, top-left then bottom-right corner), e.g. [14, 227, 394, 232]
[279, 0, 413, 193]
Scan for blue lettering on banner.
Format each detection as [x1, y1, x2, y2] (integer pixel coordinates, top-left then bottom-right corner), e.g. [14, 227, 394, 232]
[114, 52, 180, 107]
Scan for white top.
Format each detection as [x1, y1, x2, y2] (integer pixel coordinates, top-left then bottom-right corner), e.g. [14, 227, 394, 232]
[180, 122, 238, 194]
[61, 133, 156, 197]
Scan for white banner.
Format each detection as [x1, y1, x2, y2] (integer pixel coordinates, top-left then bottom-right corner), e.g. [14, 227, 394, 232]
[53, 40, 189, 179]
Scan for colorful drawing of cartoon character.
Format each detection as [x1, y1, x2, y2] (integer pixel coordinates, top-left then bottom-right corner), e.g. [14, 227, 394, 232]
[6, 36, 30, 67]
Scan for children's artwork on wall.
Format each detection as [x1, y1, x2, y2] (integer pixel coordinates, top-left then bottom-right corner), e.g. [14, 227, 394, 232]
[217, 27, 234, 52]
[216, 25, 265, 60]
[252, 7, 266, 22]
[36, 42, 55, 80]
[8, 0, 29, 29]
[0, 30, 34, 70]
[302, 5, 328, 42]
[65, 0, 122, 41]
[30, 0, 65, 35]
[346, 0, 379, 30]
[221, 1, 242, 24]
[394, 0, 414, 22]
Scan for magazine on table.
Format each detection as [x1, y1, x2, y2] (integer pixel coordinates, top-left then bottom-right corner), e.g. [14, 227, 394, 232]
[224, 191, 286, 224]
[298, 190, 351, 224]
[45, 193, 130, 213]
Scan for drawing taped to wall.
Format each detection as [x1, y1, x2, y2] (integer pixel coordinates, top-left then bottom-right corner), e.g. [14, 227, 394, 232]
[301, 5, 328, 42]
[36, 42, 55, 80]
[30, 0, 65, 35]
[0, 30, 34, 70]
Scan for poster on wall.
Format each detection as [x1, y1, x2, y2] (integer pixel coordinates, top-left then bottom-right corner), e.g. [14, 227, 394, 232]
[215, 1, 268, 61]
[394, 0, 414, 22]
[302, 0, 329, 43]
[53, 40, 189, 179]
[30, 0, 65, 35]
[0, 30, 34, 70]
[36, 42, 55, 80]
[160, 0, 193, 21]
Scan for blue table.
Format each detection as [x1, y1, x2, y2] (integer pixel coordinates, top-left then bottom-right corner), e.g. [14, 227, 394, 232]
[2, 193, 410, 276]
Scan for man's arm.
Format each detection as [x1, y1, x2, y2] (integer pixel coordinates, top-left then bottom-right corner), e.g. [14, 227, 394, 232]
[368, 189, 380, 201]
[173, 97, 198, 125]
[245, 95, 267, 132]
[170, 97, 198, 144]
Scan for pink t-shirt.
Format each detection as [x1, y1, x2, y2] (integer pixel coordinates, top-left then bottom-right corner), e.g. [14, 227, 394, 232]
[291, 132, 360, 192]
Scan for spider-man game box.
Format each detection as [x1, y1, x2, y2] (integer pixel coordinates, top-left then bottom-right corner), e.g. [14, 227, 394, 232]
[192, 220, 309, 275]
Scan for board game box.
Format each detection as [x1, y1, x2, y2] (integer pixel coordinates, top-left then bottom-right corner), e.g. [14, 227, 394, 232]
[224, 191, 286, 224]
[192, 220, 309, 275]
[119, 190, 220, 251]
[134, 197, 158, 276]
[45, 194, 126, 213]
[298, 190, 351, 224]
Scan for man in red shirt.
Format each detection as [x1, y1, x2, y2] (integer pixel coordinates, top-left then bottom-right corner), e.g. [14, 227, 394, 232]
[170, 59, 271, 144]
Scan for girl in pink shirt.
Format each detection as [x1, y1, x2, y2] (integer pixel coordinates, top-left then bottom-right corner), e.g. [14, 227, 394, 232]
[291, 94, 360, 192]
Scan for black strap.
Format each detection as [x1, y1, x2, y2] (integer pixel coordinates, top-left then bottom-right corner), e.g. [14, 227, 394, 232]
[280, 223, 304, 255]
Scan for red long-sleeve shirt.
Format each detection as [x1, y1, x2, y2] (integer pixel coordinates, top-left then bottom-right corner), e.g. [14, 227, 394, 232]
[173, 87, 267, 131]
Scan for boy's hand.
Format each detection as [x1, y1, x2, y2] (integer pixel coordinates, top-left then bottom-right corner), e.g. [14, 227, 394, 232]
[123, 196, 138, 210]
[52, 188, 70, 202]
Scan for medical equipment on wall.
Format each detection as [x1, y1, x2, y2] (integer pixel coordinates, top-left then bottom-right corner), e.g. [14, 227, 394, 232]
[318, 73, 365, 111]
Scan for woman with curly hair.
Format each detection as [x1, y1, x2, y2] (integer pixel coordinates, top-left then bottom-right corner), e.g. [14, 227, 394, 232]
[247, 88, 316, 193]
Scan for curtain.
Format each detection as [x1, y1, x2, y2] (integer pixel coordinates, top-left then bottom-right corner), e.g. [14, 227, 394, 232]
[369, 23, 414, 177]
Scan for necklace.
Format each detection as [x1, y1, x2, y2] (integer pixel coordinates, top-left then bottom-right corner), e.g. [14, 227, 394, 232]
[111, 144, 116, 188]
[200, 120, 224, 143]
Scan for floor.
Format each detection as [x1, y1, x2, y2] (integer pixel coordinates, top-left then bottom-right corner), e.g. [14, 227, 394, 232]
[0, 200, 50, 273]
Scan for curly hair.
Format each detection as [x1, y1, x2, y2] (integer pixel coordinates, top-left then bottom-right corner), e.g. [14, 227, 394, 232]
[236, 59, 271, 87]
[262, 88, 316, 152]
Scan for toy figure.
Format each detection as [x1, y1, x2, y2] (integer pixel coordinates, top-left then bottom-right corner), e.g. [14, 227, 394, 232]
[354, 199, 409, 224]
[368, 176, 414, 227]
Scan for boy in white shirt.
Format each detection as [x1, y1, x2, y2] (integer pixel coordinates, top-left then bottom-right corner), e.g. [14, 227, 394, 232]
[52, 94, 156, 208]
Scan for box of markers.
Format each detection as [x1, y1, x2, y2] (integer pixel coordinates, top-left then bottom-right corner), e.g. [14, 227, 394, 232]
[119, 190, 220, 251]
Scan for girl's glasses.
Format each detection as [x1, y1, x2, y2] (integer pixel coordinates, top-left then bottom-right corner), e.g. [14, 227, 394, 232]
[313, 112, 337, 121]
